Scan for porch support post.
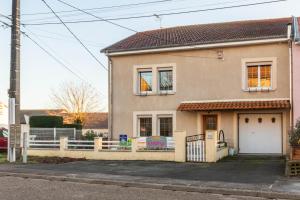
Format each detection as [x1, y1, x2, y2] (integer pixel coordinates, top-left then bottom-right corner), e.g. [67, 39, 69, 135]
[174, 130, 186, 162]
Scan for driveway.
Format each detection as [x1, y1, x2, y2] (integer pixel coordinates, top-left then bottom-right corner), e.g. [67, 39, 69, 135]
[0, 156, 285, 184]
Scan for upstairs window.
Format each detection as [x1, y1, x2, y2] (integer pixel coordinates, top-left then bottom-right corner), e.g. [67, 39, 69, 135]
[159, 69, 173, 91]
[139, 71, 152, 93]
[247, 64, 271, 89]
[134, 64, 176, 95]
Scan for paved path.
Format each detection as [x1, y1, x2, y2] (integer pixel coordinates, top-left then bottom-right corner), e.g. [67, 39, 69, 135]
[0, 176, 286, 200]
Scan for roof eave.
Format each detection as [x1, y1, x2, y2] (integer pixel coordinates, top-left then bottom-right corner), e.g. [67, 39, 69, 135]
[105, 37, 288, 56]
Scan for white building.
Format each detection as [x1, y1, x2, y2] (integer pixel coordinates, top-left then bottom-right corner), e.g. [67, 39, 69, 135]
[0, 102, 8, 128]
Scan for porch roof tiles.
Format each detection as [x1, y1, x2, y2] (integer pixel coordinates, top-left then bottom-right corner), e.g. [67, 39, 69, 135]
[177, 100, 290, 111]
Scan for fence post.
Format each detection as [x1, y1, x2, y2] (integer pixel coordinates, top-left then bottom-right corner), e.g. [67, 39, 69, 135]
[205, 130, 218, 162]
[174, 131, 187, 162]
[131, 138, 137, 153]
[60, 136, 68, 152]
[54, 128, 56, 140]
[94, 137, 102, 152]
[73, 128, 76, 139]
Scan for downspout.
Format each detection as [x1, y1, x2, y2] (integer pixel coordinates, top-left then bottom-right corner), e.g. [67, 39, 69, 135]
[288, 23, 294, 128]
[108, 55, 113, 140]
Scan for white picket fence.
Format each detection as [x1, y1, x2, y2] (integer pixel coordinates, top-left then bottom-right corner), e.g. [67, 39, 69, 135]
[186, 135, 206, 162]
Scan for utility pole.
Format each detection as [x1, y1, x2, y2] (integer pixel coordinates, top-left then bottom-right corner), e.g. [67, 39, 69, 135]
[8, 0, 21, 162]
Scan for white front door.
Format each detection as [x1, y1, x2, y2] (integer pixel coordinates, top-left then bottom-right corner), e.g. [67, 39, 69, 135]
[239, 114, 282, 154]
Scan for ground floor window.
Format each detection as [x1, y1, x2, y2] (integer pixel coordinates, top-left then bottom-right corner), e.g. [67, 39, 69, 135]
[158, 117, 173, 137]
[138, 117, 152, 136]
[134, 111, 175, 137]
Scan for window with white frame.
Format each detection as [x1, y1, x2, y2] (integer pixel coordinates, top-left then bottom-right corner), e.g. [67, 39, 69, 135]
[247, 63, 271, 89]
[138, 117, 152, 136]
[134, 64, 176, 95]
[158, 116, 173, 137]
[134, 111, 175, 137]
[158, 69, 173, 92]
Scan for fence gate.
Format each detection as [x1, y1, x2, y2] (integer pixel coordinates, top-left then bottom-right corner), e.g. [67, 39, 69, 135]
[186, 134, 206, 162]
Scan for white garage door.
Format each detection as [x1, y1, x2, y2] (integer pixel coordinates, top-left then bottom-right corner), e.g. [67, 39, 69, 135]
[239, 114, 282, 154]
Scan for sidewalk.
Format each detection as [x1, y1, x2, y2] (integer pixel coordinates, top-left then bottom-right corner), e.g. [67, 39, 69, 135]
[0, 158, 299, 199]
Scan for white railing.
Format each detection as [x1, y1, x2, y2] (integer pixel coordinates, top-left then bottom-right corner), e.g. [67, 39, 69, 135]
[102, 140, 132, 151]
[29, 140, 60, 149]
[30, 128, 81, 140]
[68, 140, 94, 150]
[186, 134, 206, 162]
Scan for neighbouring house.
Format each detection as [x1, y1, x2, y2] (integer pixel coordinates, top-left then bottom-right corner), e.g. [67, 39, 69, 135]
[0, 102, 8, 129]
[102, 17, 300, 155]
[20, 109, 108, 137]
[292, 17, 300, 125]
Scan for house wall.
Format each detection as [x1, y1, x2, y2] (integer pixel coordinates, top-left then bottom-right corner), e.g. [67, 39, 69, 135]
[110, 42, 290, 140]
[293, 43, 300, 125]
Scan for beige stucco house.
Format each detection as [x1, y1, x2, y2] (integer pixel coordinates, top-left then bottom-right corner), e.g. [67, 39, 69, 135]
[102, 17, 300, 155]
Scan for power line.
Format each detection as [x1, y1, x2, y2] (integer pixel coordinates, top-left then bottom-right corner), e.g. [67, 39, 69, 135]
[21, 0, 175, 16]
[22, 32, 86, 82]
[21, 0, 246, 24]
[22, 31, 107, 98]
[1, 19, 106, 97]
[25, 0, 287, 26]
[41, 0, 108, 71]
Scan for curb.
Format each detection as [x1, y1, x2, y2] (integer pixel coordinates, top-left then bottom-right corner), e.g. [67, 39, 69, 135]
[0, 171, 299, 199]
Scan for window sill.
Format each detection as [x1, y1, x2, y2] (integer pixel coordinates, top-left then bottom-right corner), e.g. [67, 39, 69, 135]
[135, 91, 176, 96]
[243, 88, 274, 92]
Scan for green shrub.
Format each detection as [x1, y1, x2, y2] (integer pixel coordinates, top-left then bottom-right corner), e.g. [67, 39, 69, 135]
[289, 120, 300, 146]
[30, 116, 63, 128]
[80, 130, 101, 140]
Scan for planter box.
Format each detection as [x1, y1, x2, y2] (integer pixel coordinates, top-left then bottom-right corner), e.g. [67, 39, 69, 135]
[290, 146, 300, 160]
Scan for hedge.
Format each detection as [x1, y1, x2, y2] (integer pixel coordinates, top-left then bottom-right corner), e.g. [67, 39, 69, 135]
[29, 116, 63, 128]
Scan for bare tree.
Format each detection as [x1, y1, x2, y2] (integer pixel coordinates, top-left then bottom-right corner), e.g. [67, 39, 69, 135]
[51, 82, 102, 125]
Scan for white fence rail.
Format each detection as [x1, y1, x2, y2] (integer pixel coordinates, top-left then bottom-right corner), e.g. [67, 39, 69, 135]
[68, 140, 94, 150]
[186, 134, 206, 162]
[29, 140, 60, 149]
[102, 140, 131, 151]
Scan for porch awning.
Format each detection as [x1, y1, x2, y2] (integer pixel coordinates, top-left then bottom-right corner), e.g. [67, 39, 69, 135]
[177, 100, 290, 111]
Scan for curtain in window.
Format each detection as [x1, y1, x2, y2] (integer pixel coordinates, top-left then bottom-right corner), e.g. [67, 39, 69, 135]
[159, 70, 173, 91]
[260, 65, 271, 88]
[247, 66, 258, 88]
[139, 71, 152, 92]
[139, 117, 152, 136]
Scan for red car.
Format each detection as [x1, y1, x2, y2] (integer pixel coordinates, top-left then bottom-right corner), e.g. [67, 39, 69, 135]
[0, 128, 8, 151]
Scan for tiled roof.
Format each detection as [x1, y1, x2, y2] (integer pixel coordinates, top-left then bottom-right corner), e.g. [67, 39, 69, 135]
[177, 100, 290, 111]
[102, 17, 291, 53]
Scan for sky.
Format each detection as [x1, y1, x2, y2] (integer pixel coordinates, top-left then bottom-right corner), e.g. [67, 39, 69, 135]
[0, 0, 300, 112]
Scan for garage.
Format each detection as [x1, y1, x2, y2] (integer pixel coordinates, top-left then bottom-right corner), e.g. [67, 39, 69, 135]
[239, 114, 282, 154]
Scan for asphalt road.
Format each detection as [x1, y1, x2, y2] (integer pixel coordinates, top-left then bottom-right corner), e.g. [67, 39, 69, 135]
[0, 176, 287, 200]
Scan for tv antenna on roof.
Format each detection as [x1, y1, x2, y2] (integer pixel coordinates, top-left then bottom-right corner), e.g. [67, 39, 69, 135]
[154, 14, 162, 29]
